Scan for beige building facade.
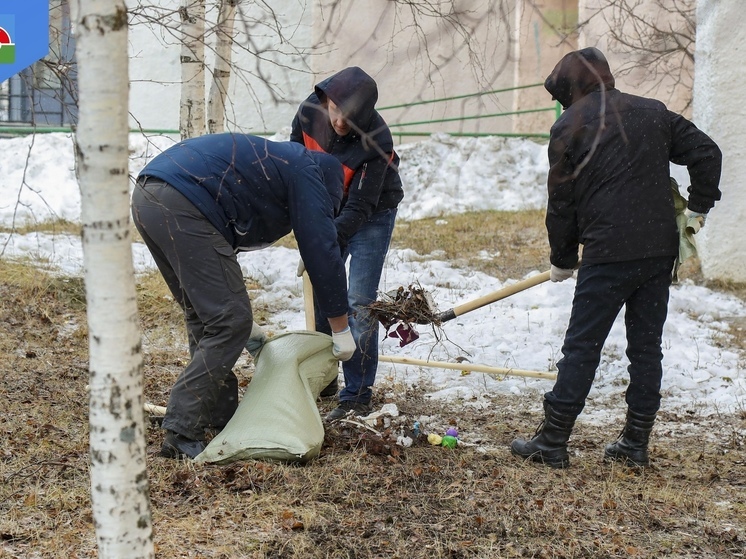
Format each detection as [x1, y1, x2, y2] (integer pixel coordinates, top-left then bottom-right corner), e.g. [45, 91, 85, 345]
[302, 0, 578, 141]
[128, 1, 581, 138]
[579, 0, 695, 117]
[127, 1, 696, 140]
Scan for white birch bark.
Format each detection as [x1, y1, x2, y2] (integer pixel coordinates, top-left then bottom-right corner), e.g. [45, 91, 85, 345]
[71, 0, 154, 557]
[207, 0, 237, 133]
[180, 0, 206, 139]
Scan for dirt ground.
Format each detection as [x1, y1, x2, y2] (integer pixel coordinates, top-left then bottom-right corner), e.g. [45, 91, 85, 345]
[1, 265, 745, 559]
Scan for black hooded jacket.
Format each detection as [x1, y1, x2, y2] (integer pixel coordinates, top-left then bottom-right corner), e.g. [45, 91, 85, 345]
[290, 67, 404, 245]
[544, 48, 722, 268]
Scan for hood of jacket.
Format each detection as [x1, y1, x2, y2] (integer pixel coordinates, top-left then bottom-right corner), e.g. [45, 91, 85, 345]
[545, 47, 616, 109]
[314, 66, 378, 132]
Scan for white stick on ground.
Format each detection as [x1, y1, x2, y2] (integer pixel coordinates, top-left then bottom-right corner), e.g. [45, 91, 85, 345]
[379, 355, 557, 380]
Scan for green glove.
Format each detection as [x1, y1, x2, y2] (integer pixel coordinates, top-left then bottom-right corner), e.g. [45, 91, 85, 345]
[685, 210, 707, 231]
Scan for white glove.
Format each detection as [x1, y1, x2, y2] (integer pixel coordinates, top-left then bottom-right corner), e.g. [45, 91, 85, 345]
[296, 259, 306, 277]
[550, 265, 574, 283]
[685, 209, 707, 230]
[331, 326, 356, 361]
[245, 322, 267, 357]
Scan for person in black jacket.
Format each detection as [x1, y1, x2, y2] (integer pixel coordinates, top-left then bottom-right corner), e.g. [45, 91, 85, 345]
[291, 67, 404, 420]
[132, 134, 357, 459]
[511, 48, 722, 469]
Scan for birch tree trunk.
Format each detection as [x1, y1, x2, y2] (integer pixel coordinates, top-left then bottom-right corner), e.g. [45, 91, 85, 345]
[180, 0, 206, 139]
[71, 1, 154, 557]
[207, 0, 237, 133]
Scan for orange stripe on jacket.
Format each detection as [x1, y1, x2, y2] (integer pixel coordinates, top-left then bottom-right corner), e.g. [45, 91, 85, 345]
[302, 132, 355, 194]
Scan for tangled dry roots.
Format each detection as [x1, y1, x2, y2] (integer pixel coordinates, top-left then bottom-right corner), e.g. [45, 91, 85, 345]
[368, 283, 441, 328]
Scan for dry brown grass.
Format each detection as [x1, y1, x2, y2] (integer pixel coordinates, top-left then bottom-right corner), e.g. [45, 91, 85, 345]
[391, 210, 550, 280]
[1, 213, 745, 559]
[0, 218, 81, 236]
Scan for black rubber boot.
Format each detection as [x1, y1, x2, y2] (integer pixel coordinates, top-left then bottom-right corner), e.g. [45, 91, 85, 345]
[510, 401, 577, 469]
[604, 409, 656, 467]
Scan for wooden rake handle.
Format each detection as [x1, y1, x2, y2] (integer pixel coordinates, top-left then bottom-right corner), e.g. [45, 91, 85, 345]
[436, 270, 551, 323]
[302, 270, 315, 330]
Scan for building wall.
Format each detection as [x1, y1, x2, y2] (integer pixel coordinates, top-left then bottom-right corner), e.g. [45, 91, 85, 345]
[578, 0, 694, 117]
[9, 2, 700, 139]
[304, 1, 535, 141]
[126, 0, 581, 139]
[512, 0, 578, 135]
[123, 1, 700, 140]
[693, 0, 746, 282]
[127, 0, 313, 134]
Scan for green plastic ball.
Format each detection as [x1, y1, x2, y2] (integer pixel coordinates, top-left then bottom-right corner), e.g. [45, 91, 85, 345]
[441, 435, 458, 449]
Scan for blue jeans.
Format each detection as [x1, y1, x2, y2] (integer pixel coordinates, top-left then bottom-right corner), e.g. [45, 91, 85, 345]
[315, 208, 397, 404]
[545, 256, 675, 417]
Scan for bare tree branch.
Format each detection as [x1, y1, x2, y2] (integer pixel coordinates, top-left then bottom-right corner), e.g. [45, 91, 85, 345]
[580, 0, 695, 112]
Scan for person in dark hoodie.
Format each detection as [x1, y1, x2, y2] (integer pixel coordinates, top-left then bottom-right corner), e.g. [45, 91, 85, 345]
[291, 66, 404, 421]
[132, 134, 357, 459]
[511, 48, 722, 469]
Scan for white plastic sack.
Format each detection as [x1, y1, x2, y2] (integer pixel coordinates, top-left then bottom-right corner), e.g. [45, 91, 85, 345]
[195, 331, 338, 464]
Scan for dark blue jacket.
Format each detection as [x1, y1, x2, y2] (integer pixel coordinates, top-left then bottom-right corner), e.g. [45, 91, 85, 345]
[138, 133, 349, 318]
[290, 66, 404, 245]
[544, 48, 721, 268]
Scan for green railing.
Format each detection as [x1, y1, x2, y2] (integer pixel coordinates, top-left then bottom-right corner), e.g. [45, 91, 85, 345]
[0, 126, 183, 136]
[0, 126, 285, 138]
[0, 82, 562, 141]
[0, 126, 290, 139]
[378, 82, 561, 142]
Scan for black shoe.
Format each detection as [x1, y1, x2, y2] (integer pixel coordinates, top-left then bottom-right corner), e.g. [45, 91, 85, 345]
[159, 431, 206, 459]
[319, 377, 339, 398]
[325, 400, 372, 422]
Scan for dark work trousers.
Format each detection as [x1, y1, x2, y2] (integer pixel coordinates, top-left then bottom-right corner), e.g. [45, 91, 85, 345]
[545, 256, 676, 418]
[131, 178, 253, 440]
